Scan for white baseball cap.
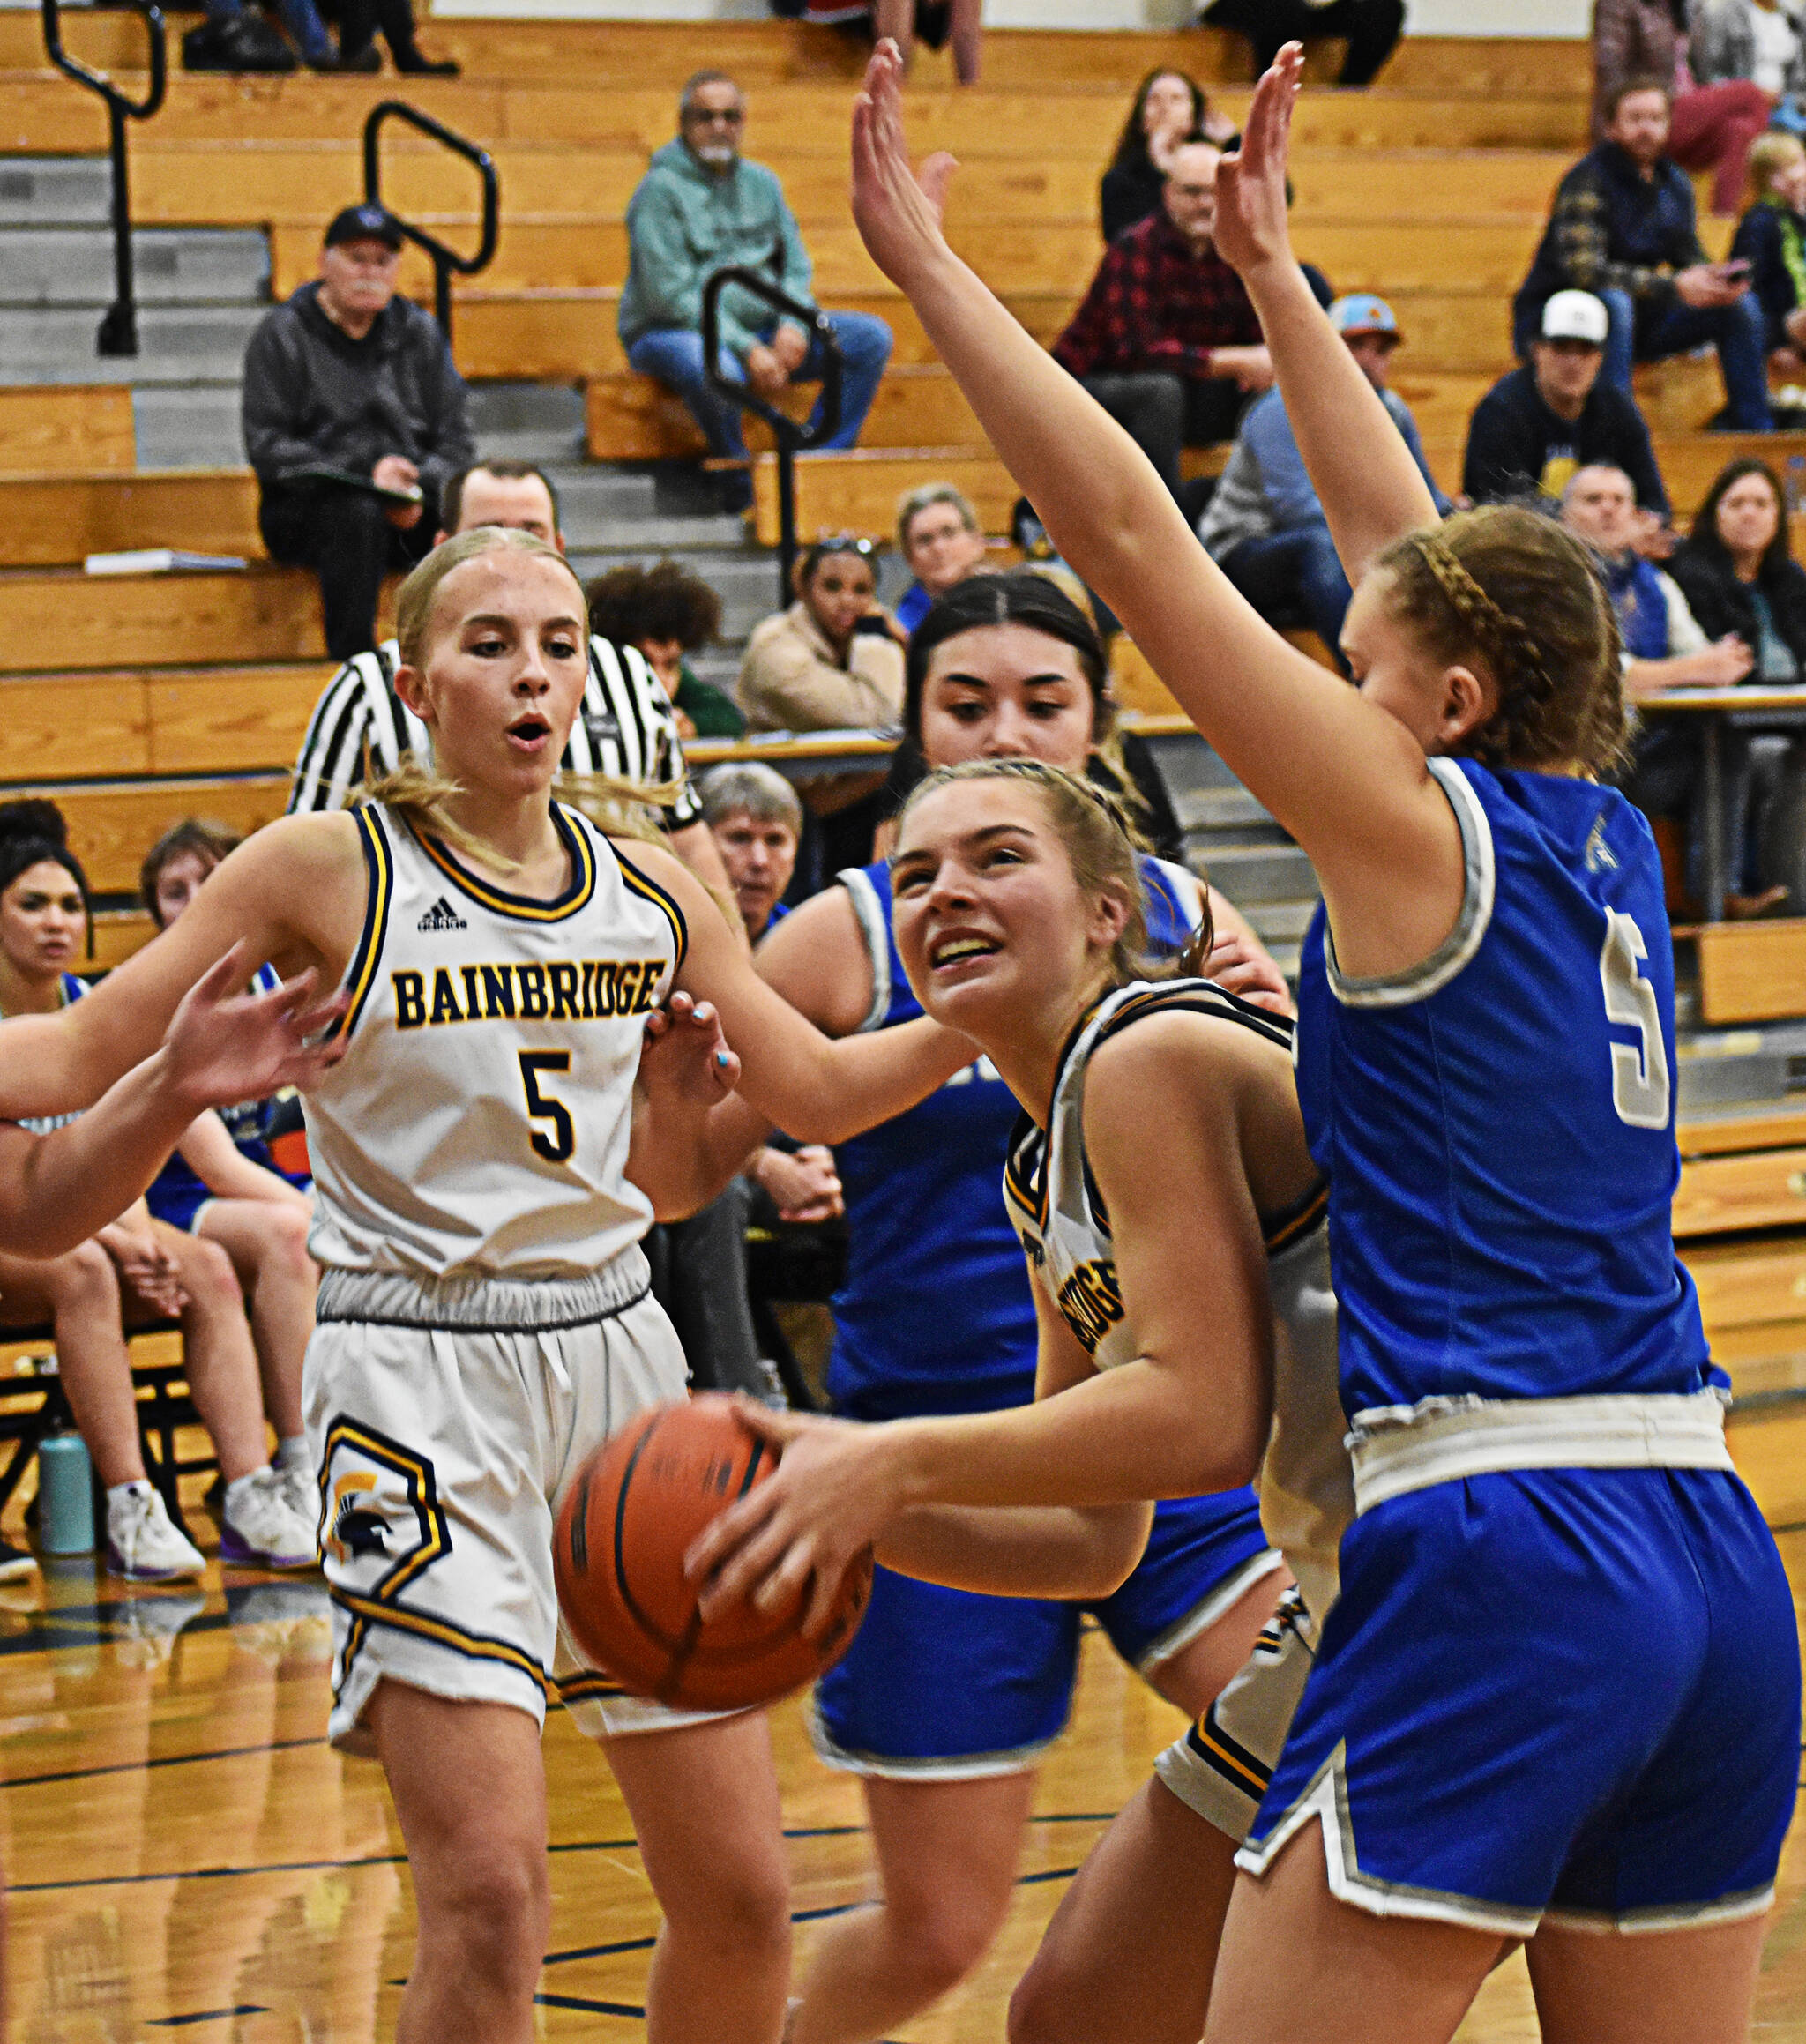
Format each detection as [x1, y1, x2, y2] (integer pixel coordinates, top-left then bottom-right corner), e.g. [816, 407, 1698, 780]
[1541, 290, 1609, 346]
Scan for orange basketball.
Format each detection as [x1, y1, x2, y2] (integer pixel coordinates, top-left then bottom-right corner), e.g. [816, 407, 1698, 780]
[554, 1395, 874, 1712]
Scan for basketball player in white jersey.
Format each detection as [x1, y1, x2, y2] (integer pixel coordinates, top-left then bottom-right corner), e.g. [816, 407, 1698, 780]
[690, 757, 1354, 2043]
[0, 527, 978, 2044]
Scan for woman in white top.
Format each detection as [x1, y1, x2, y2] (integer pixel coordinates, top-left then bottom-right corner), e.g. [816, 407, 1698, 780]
[0, 526, 973, 2044]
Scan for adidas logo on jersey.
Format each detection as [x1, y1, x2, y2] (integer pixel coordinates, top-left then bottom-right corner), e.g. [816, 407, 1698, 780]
[417, 897, 468, 933]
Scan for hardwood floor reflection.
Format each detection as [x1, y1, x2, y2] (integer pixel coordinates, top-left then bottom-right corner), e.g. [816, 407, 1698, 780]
[1, 1549, 1802, 2040]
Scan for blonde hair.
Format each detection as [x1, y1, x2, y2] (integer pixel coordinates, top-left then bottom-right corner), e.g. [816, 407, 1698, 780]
[1375, 506, 1626, 778]
[366, 527, 676, 865]
[894, 757, 1215, 984]
[1750, 129, 1805, 202]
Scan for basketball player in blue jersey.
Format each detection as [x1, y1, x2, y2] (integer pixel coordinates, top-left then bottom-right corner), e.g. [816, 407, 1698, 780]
[0, 526, 982, 2044]
[740, 570, 1293, 2044]
[701, 44, 1802, 2043]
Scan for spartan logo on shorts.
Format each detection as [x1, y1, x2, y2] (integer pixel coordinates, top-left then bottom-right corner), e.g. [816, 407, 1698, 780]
[318, 1416, 452, 1603]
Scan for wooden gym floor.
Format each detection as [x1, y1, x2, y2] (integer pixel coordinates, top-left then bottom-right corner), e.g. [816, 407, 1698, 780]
[1, 1529, 1804, 2042]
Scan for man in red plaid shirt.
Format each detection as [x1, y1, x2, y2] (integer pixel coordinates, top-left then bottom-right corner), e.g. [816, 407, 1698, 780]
[1052, 141, 1272, 499]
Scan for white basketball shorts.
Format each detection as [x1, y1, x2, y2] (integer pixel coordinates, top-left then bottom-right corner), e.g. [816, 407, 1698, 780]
[304, 1256, 731, 1755]
[1153, 1585, 1319, 1842]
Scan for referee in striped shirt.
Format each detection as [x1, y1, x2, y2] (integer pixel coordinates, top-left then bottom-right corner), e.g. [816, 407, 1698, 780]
[287, 458, 734, 897]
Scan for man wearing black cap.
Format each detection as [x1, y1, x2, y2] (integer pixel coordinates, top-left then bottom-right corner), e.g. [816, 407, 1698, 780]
[243, 203, 475, 660]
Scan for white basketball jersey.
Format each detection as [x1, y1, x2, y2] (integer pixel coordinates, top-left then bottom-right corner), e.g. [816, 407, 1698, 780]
[1003, 980, 1353, 1615]
[302, 801, 685, 1282]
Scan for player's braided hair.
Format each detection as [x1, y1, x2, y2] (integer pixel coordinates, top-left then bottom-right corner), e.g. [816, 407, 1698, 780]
[1376, 506, 1627, 778]
[894, 757, 1214, 986]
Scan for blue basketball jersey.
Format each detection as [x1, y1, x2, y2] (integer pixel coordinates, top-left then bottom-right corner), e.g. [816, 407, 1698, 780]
[828, 854, 1205, 1420]
[1294, 757, 1712, 1416]
[146, 963, 307, 1218]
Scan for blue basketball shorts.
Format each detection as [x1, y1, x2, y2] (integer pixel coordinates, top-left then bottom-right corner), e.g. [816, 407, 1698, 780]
[1239, 1466, 1801, 1936]
[144, 1178, 212, 1235]
[811, 1487, 1278, 1777]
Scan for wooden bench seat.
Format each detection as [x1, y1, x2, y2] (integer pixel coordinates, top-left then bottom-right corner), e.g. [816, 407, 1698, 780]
[0, 566, 345, 673]
[0, 663, 332, 781]
[0, 388, 135, 478]
[0, 774, 291, 893]
[0, 471, 260, 570]
[0, 72, 1588, 160]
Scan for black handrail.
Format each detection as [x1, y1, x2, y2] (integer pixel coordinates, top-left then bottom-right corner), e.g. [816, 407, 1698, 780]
[363, 100, 498, 340]
[702, 267, 843, 602]
[41, 0, 167, 357]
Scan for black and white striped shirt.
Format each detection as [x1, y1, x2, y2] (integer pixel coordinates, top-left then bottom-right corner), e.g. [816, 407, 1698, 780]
[287, 636, 704, 828]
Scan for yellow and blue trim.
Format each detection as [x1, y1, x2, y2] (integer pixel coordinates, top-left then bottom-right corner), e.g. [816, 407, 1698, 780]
[408, 802, 599, 923]
[612, 840, 690, 977]
[335, 806, 393, 1042]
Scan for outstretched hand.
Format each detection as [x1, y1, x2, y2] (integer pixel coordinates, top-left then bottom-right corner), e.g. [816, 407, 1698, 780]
[851, 40, 960, 288]
[684, 1399, 900, 1637]
[163, 946, 347, 1113]
[639, 989, 742, 1108]
[1213, 41, 1304, 280]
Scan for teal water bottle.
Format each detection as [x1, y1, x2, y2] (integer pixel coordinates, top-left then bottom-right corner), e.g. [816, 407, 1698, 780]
[38, 1430, 93, 1555]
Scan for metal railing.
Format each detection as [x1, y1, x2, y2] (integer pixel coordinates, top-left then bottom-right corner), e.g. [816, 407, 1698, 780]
[41, 0, 167, 356]
[362, 100, 498, 339]
[702, 267, 843, 602]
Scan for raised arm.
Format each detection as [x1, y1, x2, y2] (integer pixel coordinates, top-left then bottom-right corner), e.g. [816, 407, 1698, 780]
[619, 839, 977, 1143]
[0, 953, 342, 1258]
[845, 41, 1463, 973]
[1213, 48, 1437, 583]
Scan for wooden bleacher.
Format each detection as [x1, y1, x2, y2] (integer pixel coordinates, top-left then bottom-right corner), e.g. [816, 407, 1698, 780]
[4, 15, 1806, 1463]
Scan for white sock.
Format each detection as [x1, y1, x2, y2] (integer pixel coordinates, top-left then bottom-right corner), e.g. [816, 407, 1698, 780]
[274, 1436, 310, 1473]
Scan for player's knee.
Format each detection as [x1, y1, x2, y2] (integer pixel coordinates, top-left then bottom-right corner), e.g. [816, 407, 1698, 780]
[426, 1843, 550, 1978]
[267, 1202, 317, 1279]
[886, 1887, 1004, 1998]
[1007, 1942, 1079, 2044]
[47, 1237, 118, 1307]
[183, 1237, 243, 1315]
[669, 1843, 790, 1962]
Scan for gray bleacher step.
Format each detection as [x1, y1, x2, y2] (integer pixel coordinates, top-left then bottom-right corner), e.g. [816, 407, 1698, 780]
[1171, 784, 1275, 835]
[0, 302, 263, 384]
[0, 156, 112, 228]
[1138, 727, 1243, 794]
[1676, 1018, 1806, 1119]
[1195, 841, 1318, 906]
[467, 380, 586, 464]
[1236, 896, 1318, 944]
[132, 384, 243, 469]
[0, 226, 269, 308]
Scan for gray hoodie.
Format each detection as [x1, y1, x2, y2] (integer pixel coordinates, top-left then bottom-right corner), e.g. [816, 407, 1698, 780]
[241, 281, 475, 505]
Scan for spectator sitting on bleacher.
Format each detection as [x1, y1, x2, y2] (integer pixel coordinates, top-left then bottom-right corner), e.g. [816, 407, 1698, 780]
[586, 560, 746, 739]
[137, 821, 318, 1522]
[0, 803, 318, 1582]
[619, 71, 894, 516]
[1512, 76, 1773, 429]
[243, 203, 475, 663]
[1198, 295, 1448, 661]
[288, 461, 733, 896]
[700, 763, 845, 1224]
[1464, 288, 1671, 522]
[1614, 457, 1806, 910]
[1197, 0, 1403, 86]
[739, 539, 906, 734]
[1562, 462, 1753, 692]
[1689, 1, 1805, 113]
[1051, 140, 1272, 503]
[1101, 70, 1237, 243]
[893, 484, 992, 637]
[1732, 130, 1806, 371]
[1594, 0, 1774, 216]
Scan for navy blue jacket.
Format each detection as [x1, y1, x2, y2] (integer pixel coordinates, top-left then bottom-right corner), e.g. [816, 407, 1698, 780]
[1514, 142, 1706, 336]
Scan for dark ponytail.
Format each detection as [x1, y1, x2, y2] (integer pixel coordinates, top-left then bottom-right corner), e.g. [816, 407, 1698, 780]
[0, 799, 91, 956]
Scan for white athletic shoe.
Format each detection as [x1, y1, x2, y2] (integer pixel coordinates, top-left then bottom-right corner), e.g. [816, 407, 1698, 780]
[220, 1467, 320, 1570]
[279, 1460, 320, 1537]
[107, 1483, 206, 1583]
